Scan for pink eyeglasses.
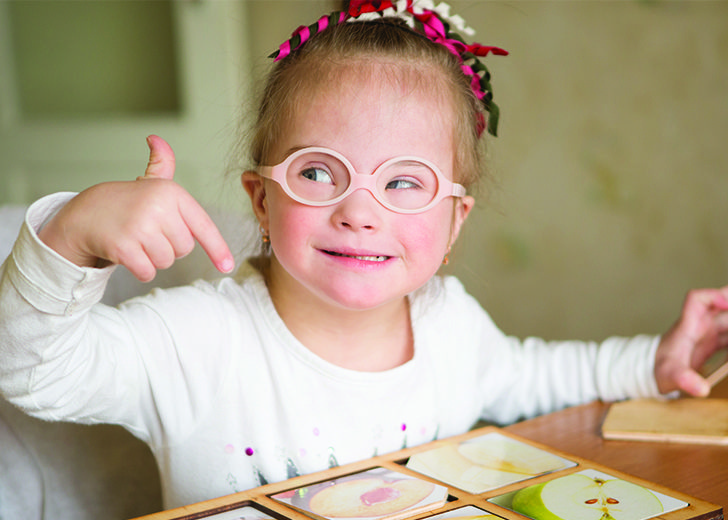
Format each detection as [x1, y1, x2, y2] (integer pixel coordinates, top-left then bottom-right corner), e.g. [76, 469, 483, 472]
[258, 147, 465, 214]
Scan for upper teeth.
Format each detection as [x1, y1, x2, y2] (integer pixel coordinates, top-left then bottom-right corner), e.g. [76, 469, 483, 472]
[356, 255, 387, 262]
[329, 251, 387, 262]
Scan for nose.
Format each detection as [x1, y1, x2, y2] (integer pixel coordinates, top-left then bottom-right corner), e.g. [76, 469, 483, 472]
[331, 188, 383, 231]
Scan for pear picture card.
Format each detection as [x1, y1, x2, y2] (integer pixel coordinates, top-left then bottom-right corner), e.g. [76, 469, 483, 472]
[489, 469, 688, 520]
[406, 432, 575, 494]
[270, 467, 448, 520]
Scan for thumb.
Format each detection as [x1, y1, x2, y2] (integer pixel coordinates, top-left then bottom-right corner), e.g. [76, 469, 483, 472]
[676, 367, 711, 397]
[142, 135, 176, 180]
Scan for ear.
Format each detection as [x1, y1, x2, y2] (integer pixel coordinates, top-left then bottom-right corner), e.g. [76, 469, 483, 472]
[449, 195, 474, 245]
[242, 171, 269, 231]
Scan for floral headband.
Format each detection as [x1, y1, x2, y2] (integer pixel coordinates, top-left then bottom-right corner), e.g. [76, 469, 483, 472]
[269, 0, 508, 137]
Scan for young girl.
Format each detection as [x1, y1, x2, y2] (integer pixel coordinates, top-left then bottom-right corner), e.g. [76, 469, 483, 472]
[1, 0, 727, 511]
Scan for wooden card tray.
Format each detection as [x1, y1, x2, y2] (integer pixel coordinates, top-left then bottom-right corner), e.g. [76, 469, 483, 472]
[131, 425, 722, 520]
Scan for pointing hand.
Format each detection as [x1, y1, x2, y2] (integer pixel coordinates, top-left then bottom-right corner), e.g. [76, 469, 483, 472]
[39, 135, 235, 282]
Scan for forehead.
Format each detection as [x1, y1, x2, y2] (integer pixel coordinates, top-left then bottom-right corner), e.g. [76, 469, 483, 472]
[275, 60, 456, 169]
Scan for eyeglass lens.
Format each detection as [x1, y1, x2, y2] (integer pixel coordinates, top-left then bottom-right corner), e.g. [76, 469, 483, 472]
[284, 151, 441, 210]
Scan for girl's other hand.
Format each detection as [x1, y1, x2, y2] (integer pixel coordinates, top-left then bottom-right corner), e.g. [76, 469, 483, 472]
[654, 286, 728, 397]
[38, 135, 234, 282]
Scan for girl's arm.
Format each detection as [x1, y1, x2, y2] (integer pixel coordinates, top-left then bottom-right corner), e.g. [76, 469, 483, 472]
[0, 205, 235, 441]
[0, 136, 237, 438]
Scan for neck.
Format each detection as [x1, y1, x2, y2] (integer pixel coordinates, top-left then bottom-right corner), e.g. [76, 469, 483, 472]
[262, 257, 414, 372]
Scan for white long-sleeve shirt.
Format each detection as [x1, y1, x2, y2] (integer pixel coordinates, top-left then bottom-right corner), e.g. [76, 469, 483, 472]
[0, 193, 662, 509]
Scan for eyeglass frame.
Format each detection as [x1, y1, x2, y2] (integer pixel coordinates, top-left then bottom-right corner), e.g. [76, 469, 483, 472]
[257, 146, 467, 215]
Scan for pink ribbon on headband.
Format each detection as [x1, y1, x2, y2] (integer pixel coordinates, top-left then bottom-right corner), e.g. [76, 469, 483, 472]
[411, 8, 507, 104]
[274, 12, 347, 62]
[270, 0, 507, 136]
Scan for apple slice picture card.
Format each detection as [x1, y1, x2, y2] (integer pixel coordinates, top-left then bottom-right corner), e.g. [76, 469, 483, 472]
[489, 469, 688, 520]
[270, 467, 448, 520]
[406, 432, 575, 493]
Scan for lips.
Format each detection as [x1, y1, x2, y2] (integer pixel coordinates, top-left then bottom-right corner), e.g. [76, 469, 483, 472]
[323, 250, 390, 262]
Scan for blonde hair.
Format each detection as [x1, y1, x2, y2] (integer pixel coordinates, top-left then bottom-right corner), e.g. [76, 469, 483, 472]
[248, 18, 490, 193]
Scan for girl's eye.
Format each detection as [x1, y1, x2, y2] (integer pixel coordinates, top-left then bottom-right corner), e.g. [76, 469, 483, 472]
[385, 178, 423, 190]
[301, 167, 334, 184]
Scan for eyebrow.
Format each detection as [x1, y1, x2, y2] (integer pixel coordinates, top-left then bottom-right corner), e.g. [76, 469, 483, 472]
[262, 145, 310, 167]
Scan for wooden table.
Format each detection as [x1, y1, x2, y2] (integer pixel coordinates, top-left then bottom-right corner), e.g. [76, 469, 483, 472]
[505, 376, 728, 508]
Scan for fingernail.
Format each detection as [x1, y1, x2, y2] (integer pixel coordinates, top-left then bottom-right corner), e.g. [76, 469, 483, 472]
[219, 257, 235, 273]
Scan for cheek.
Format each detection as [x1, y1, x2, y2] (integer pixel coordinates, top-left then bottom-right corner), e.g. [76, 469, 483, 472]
[269, 205, 313, 249]
[398, 207, 454, 257]
[266, 192, 323, 264]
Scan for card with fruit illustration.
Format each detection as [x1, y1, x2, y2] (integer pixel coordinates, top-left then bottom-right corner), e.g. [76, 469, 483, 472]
[194, 504, 275, 520]
[270, 467, 449, 520]
[405, 432, 575, 494]
[488, 469, 688, 520]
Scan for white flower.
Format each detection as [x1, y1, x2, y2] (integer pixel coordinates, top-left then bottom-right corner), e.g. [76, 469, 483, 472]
[347, 0, 476, 37]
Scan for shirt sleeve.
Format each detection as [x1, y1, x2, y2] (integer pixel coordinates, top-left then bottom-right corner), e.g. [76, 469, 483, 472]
[478, 334, 661, 425]
[0, 193, 234, 444]
[422, 276, 663, 426]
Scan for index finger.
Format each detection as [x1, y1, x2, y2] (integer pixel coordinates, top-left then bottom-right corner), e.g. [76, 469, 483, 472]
[179, 196, 235, 273]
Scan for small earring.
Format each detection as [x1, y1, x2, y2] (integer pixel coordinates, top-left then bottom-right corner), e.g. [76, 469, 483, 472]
[259, 225, 270, 244]
[442, 246, 452, 265]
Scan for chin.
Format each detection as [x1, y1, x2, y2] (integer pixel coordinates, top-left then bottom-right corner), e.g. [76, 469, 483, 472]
[314, 279, 411, 312]
[322, 289, 402, 312]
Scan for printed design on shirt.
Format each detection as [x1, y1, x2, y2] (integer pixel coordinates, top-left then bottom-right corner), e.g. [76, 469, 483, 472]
[371, 423, 384, 457]
[220, 420, 439, 491]
[223, 443, 268, 490]
[432, 423, 440, 442]
[246, 446, 269, 486]
[287, 457, 300, 479]
[226, 473, 240, 493]
[328, 446, 339, 469]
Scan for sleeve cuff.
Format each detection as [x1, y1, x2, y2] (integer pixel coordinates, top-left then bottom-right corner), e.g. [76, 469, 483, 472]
[6, 192, 116, 316]
[598, 334, 663, 401]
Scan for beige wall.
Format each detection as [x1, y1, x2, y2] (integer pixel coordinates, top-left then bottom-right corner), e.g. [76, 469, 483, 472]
[2, 1, 726, 342]
[441, 1, 728, 340]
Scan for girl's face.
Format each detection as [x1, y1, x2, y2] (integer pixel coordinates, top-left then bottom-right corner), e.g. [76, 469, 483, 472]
[245, 65, 474, 313]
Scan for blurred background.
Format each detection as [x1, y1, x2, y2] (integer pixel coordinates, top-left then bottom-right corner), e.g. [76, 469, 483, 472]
[1, 0, 726, 342]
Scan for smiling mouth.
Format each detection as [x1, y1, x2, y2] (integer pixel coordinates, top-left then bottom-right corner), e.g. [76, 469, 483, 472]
[323, 250, 389, 262]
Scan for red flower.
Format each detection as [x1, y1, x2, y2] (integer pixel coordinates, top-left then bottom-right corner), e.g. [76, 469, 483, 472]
[348, 1, 399, 17]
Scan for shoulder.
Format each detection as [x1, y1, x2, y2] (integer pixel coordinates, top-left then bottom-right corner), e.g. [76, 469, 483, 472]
[410, 275, 491, 324]
[410, 275, 507, 352]
[109, 261, 269, 353]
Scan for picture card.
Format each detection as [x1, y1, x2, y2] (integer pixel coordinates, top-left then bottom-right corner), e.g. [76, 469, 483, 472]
[270, 467, 449, 520]
[424, 505, 501, 520]
[190, 504, 275, 520]
[406, 432, 575, 494]
[488, 469, 688, 520]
